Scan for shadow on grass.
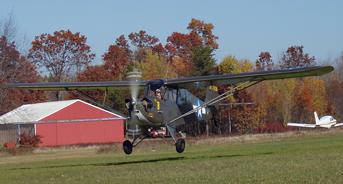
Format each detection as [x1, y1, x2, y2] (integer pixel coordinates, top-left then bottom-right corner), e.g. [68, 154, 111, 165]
[10, 151, 273, 170]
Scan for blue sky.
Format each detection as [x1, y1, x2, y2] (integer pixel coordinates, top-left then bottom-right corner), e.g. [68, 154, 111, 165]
[1, 0, 342, 64]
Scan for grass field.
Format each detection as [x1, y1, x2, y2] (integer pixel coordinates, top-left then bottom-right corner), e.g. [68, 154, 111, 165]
[1, 130, 343, 184]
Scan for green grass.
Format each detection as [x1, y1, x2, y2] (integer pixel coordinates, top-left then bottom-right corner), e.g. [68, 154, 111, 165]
[1, 130, 343, 184]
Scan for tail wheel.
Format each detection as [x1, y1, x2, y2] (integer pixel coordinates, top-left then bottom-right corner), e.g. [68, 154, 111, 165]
[175, 138, 186, 153]
[123, 140, 133, 155]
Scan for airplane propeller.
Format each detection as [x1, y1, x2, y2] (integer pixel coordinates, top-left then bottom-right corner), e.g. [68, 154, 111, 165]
[127, 68, 142, 103]
[125, 68, 142, 116]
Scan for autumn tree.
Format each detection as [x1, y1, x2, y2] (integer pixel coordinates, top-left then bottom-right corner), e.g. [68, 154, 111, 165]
[216, 57, 258, 133]
[187, 18, 218, 49]
[218, 56, 253, 74]
[0, 36, 45, 114]
[280, 45, 315, 69]
[256, 51, 273, 71]
[166, 18, 218, 76]
[217, 56, 253, 104]
[76, 65, 113, 104]
[297, 78, 327, 118]
[103, 35, 132, 80]
[128, 30, 162, 62]
[165, 32, 194, 76]
[232, 106, 259, 134]
[115, 35, 131, 54]
[76, 35, 135, 113]
[325, 75, 343, 119]
[129, 30, 159, 49]
[28, 30, 95, 82]
[165, 32, 193, 60]
[139, 50, 177, 80]
[169, 56, 192, 77]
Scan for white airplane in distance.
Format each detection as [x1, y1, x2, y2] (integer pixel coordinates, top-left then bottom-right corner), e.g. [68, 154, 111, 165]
[288, 112, 343, 129]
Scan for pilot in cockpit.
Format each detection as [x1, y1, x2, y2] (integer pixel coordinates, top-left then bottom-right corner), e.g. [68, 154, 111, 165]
[155, 88, 162, 100]
[154, 89, 162, 111]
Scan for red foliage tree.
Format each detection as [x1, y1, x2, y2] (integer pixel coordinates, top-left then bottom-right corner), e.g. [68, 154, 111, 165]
[165, 18, 218, 76]
[187, 18, 218, 49]
[128, 30, 163, 61]
[115, 35, 131, 54]
[256, 51, 273, 71]
[28, 29, 95, 82]
[103, 45, 131, 80]
[0, 36, 45, 114]
[76, 65, 113, 102]
[280, 46, 315, 69]
[128, 30, 159, 48]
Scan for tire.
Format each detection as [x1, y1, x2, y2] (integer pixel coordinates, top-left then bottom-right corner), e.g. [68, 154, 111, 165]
[123, 140, 133, 155]
[175, 138, 185, 153]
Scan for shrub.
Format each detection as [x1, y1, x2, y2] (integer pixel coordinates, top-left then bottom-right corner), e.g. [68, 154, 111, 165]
[18, 133, 42, 148]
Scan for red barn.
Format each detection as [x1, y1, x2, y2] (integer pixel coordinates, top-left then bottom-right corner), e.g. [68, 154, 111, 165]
[0, 99, 125, 147]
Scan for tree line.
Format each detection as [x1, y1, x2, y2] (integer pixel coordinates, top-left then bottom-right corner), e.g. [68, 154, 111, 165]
[0, 16, 342, 135]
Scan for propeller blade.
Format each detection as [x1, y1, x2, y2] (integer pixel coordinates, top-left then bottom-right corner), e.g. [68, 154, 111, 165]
[127, 68, 142, 102]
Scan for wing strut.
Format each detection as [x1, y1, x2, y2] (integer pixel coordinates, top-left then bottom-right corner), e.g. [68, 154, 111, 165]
[165, 80, 261, 142]
[72, 90, 125, 117]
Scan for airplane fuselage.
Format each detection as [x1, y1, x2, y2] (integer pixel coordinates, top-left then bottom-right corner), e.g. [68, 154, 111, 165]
[317, 116, 337, 128]
[126, 95, 186, 136]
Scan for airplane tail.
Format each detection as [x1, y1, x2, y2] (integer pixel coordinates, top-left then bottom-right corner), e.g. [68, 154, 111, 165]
[314, 112, 320, 125]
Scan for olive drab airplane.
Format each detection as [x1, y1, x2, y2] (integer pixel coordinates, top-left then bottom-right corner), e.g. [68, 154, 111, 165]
[6, 66, 334, 154]
[288, 111, 343, 128]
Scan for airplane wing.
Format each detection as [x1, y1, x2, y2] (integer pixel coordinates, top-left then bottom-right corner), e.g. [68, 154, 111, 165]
[6, 66, 333, 90]
[164, 66, 333, 88]
[287, 123, 316, 128]
[334, 123, 343, 127]
[6, 80, 147, 91]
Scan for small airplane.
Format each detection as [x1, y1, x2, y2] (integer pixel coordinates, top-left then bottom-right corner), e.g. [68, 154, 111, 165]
[5, 66, 333, 154]
[287, 111, 343, 128]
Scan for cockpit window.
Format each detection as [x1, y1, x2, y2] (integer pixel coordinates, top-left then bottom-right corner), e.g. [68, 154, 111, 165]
[142, 98, 153, 111]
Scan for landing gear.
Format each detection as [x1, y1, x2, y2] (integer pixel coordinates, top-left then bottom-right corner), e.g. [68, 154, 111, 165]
[122, 135, 148, 155]
[175, 138, 185, 153]
[123, 140, 133, 155]
[166, 123, 186, 153]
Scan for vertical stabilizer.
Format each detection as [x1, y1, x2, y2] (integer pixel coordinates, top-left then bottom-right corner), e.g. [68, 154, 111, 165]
[314, 112, 320, 125]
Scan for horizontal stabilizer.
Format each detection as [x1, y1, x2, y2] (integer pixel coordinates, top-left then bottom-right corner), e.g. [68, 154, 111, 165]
[334, 123, 343, 127]
[287, 123, 316, 128]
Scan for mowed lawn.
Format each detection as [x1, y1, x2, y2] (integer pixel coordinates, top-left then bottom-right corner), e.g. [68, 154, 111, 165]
[0, 130, 343, 184]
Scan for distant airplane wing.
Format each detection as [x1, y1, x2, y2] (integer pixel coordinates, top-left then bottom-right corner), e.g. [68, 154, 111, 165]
[6, 66, 333, 90]
[287, 123, 316, 128]
[334, 123, 343, 127]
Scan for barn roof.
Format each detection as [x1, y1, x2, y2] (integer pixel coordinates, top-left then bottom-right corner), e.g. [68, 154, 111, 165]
[0, 99, 126, 124]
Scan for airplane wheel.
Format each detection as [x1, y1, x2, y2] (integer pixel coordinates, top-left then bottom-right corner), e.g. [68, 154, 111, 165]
[175, 138, 185, 153]
[123, 140, 133, 155]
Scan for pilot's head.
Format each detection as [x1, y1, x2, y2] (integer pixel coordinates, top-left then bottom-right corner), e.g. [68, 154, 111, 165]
[155, 89, 162, 99]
